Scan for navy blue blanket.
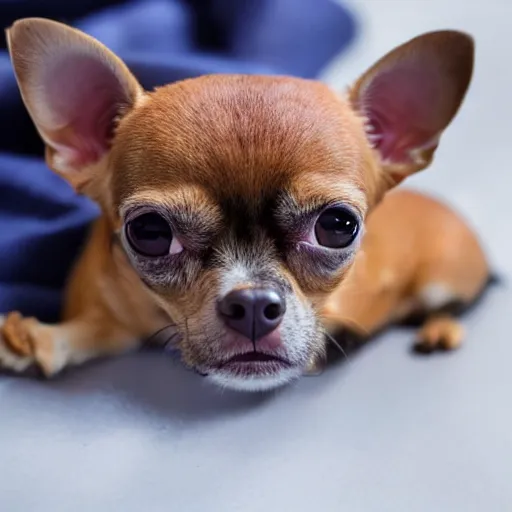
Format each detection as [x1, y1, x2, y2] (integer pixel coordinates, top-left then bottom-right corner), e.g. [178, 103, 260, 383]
[0, 0, 357, 322]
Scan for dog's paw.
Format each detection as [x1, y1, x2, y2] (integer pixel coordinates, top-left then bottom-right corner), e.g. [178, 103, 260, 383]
[0, 312, 36, 373]
[414, 316, 464, 353]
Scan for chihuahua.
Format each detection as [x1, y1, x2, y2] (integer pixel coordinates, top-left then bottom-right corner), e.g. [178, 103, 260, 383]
[0, 19, 489, 391]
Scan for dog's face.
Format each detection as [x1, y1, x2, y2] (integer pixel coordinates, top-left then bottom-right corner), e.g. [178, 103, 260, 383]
[110, 76, 374, 390]
[7, 19, 474, 390]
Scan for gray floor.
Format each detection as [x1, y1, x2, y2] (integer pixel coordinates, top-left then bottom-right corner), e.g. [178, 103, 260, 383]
[2, 1, 511, 511]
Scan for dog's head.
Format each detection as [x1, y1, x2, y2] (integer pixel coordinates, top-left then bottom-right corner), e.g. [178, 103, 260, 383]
[7, 19, 474, 390]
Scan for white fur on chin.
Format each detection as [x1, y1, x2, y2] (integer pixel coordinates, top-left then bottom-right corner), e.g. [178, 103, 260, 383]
[207, 367, 302, 392]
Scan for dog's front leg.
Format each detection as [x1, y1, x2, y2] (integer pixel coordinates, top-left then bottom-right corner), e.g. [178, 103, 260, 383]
[0, 312, 141, 377]
[0, 219, 160, 378]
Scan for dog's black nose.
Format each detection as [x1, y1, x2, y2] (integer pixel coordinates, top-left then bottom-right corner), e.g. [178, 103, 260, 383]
[218, 288, 286, 341]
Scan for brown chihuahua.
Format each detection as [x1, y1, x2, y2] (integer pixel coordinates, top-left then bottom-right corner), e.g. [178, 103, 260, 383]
[0, 19, 489, 391]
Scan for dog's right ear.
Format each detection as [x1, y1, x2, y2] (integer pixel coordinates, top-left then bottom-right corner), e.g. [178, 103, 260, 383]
[7, 18, 143, 190]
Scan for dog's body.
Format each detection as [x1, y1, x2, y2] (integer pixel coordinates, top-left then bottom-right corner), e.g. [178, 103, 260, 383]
[323, 189, 489, 352]
[0, 19, 489, 391]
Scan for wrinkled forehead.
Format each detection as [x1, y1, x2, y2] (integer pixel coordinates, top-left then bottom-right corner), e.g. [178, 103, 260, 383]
[110, 74, 375, 210]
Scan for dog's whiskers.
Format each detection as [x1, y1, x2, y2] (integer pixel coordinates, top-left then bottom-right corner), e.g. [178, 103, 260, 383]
[325, 331, 350, 362]
[145, 323, 178, 345]
[184, 317, 191, 344]
[163, 332, 180, 352]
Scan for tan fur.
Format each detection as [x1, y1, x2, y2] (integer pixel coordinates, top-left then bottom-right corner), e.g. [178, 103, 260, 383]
[321, 190, 489, 340]
[0, 19, 489, 390]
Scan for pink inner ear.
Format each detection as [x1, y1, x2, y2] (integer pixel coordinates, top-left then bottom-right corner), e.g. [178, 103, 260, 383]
[360, 65, 447, 163]
[43, 54, 126, 168]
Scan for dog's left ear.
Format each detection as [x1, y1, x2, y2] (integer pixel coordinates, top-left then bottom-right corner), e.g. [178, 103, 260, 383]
[350, 30, 474, 186]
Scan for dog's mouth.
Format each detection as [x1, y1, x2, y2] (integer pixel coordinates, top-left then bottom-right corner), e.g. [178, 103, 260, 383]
[223, 352, 288, 364]
[213, 351, 292, 375]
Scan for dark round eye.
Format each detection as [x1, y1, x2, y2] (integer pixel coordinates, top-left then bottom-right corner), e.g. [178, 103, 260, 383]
[315, 207, 359, 248]
[126, 212, 173, 257]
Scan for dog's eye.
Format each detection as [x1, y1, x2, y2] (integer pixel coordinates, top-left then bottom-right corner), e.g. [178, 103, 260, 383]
[126, 212, 181, 257]
[315, 207, 359, 248]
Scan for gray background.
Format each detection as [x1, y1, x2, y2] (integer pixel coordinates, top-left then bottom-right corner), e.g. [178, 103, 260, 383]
[1, 1, 511, 510]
